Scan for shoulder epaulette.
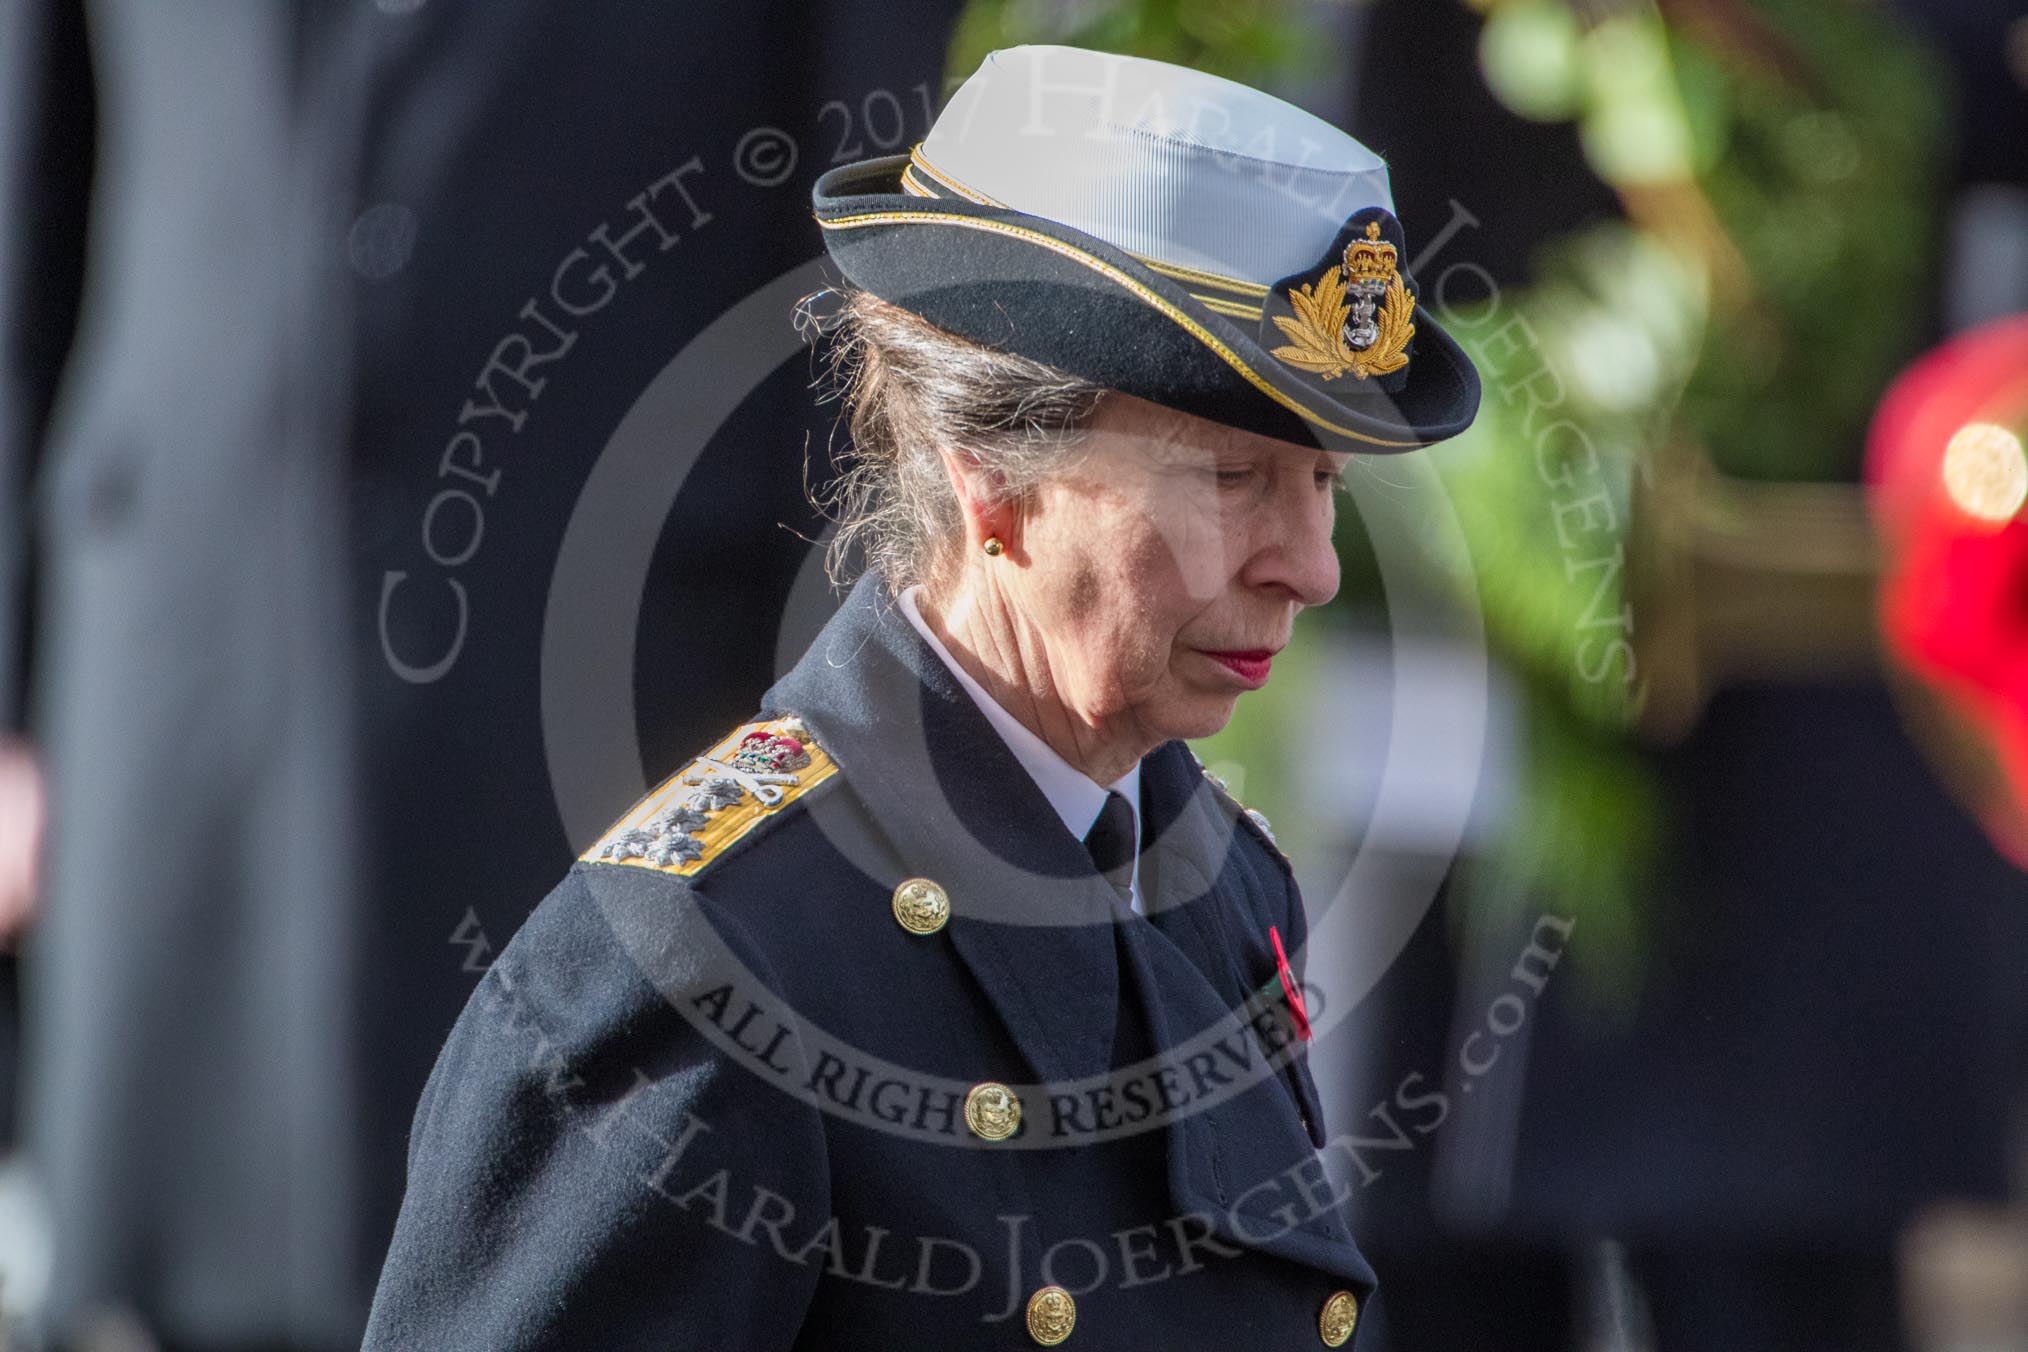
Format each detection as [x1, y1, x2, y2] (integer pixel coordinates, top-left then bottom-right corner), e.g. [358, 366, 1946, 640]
[581, 714, 839, 877]
[1190, 748, 1286, 858]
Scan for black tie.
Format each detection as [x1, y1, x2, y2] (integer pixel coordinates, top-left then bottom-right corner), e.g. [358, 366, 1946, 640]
[1084, 789, 1138, 907]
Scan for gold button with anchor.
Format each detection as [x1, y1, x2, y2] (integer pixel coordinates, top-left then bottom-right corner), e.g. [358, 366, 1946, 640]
[1025, 1285, 1076, 1344]
[891, 877, 949, 935]
[963, 1081, 1021, 1141]
[1319, 1289, 1358, 1345]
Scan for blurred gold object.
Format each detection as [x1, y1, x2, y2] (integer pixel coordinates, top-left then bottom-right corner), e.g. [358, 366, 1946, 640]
[1629, 441, 1881, 741]
[1624, 425, 2028, 860]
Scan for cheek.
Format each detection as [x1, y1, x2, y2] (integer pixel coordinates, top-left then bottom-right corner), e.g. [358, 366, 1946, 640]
[1034, 487, 1213, 697]
[1062, 557, 1103, 623]
[1143, 489, 1239, 600]
[1045, 538, 1173, 694]
[1136, 511, 1225, 634]
[1108, 533, 1202, 675]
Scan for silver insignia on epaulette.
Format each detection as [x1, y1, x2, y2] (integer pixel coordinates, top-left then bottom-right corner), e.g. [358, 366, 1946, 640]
[642, 833, 706, 867]
[597, 829, 652, 862]
[598, 811, 709, 867]
[682, 774, 748, 812]
[648, 804, 711, 834]
[1245, 807, 1279, 847]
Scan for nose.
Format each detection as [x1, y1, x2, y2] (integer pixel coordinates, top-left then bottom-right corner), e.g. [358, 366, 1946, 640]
[1240, 472, 1341, 608]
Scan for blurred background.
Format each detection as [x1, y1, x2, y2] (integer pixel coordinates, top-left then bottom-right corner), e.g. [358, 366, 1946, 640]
[1, 1, 2024, 1349]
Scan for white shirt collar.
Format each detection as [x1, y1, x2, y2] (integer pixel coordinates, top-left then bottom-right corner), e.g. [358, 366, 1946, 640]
[899, 584, 1142, 914]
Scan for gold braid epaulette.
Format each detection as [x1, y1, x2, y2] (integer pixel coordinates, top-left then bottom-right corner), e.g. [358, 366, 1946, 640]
[581, 715, 839, 877]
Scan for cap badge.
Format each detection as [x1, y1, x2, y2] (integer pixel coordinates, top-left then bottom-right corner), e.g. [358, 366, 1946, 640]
[1268, 216, 1415, 383]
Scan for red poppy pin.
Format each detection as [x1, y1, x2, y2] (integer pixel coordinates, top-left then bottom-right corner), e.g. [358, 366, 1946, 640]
[1269, 924, 1313, 1042]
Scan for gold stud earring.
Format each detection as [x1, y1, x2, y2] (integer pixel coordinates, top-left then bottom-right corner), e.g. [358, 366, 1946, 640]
[982, 536, 1005, 557]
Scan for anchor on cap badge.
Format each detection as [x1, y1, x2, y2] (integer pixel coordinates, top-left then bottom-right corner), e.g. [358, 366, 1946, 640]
[1263, 207, 1417, 390]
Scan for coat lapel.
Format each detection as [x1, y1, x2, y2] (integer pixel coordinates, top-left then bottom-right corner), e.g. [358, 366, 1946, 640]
[1138, 745, 1333, 1148]
[1130, 739, 1375, 1284]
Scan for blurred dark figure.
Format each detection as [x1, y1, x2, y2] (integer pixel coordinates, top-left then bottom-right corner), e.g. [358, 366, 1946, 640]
[0, 3, 957, 1348]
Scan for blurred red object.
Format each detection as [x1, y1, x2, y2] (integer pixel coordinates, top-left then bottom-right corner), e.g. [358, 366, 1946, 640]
[1867, 313, 2028, 858]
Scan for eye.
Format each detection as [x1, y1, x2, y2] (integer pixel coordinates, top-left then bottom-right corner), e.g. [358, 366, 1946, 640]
[1209, 467, 1254, 487]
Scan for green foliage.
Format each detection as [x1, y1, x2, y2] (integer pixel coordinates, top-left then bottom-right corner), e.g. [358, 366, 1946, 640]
[1434, 223, 1702, 730]
[948, 0, 1319, 89]
[1676, 0, 1948, 482]
[1432, 0, 1947, 995]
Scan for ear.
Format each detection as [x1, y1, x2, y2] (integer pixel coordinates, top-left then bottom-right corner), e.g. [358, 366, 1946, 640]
[935, 446, 1021, 556]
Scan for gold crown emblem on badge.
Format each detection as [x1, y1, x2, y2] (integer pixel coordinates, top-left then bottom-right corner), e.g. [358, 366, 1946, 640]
[1341, 219, 1397, 282]
[1269, 215, 1415, 383]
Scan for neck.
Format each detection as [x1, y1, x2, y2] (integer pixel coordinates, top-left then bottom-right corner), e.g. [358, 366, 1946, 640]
[916, 580, 1150, 786]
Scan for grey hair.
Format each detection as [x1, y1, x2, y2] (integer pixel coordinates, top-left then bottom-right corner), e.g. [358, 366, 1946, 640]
[797, 288, 1106, 598]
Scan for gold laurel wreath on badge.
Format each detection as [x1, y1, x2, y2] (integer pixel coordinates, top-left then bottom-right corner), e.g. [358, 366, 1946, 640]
[1269, 219, 1415, 382]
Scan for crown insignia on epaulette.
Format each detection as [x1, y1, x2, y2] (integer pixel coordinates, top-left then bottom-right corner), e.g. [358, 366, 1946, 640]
[584, 715, 838, 876]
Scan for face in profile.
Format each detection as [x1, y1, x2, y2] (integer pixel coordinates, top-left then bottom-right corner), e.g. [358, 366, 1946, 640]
[999, 391, 1349, 750]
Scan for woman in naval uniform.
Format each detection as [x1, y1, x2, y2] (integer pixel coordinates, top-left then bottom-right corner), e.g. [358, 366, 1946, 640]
[364, 44, 1479, 1351]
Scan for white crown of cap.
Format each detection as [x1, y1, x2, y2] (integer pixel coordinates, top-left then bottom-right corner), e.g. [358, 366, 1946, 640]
[919, 45, 1395, 288]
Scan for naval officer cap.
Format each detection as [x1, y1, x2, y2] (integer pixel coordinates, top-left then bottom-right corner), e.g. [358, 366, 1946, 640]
[813, 44, 1481, 452]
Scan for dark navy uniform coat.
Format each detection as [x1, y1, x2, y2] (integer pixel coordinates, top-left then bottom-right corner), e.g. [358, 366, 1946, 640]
[364, 570, 1375, 1349]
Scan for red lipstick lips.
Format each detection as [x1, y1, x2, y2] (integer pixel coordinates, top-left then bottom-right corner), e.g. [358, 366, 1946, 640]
[1204, 649, 1274, 686]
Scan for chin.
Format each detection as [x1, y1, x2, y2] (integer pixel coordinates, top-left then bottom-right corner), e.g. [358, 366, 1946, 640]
[1163, 695, 1241, 744]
